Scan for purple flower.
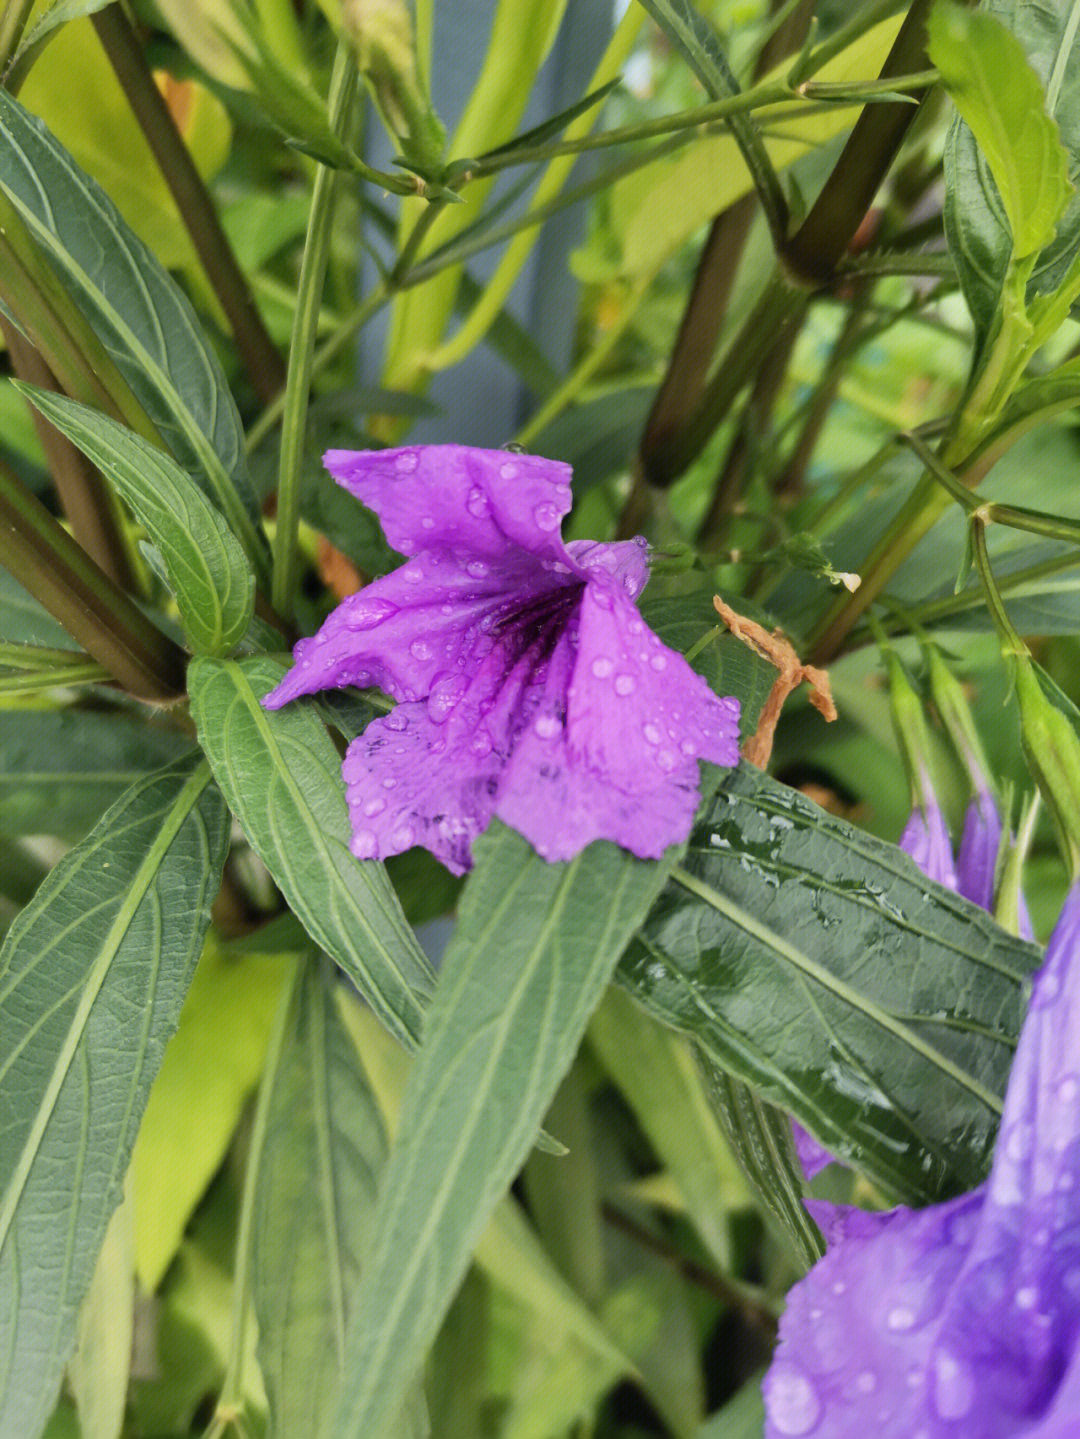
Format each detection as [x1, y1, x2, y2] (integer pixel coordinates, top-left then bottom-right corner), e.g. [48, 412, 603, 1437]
[764, 882, 1080, 1438]
[263, 446, 740, 874]
[958, 786, 1035, 941]
[899, 776, 958, 891]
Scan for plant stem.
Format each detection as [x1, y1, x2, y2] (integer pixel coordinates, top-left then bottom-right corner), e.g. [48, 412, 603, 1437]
[0, 458, 186, 700]
[92, 4, 286, 405]
[781, 0, 937, 285]
[2, 319, 139, 590]
[0, 0, 33, 74]
[271, 39, 358, 617]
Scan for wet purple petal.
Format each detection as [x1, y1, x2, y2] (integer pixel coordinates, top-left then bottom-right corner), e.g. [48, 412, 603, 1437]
[764, 884, 1080, 1437]
[792, 1123, 835, 1182]
[264, 446, 740, 870]
[958, 789, 1035, 942]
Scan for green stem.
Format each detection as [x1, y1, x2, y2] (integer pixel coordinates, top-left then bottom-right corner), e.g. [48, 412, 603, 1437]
[92, 4, 286, 406]
[0, 458, 186, 700]
[875, 548, 1080, 635]
[0, 0, 33, 74]
[272, 39, 358, 617]
[0, 662, 110, 693]
[212, 962, 302, 1427]
[971, 516, 1025, 659]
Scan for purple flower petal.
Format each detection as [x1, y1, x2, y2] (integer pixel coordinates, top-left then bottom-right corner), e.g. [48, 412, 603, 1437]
[792, 1122, 835, 1181]
[956, 789, 1003, 912]
[899, 792, 958, 892]
[264, 446, 741, 871]
[763, 884, 1080, 1437]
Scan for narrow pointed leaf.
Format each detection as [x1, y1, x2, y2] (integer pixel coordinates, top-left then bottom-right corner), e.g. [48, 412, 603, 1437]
[620, 765, 1042, 1204]
[252, 962, 387, 1438]
[0, 752, 228, 1439]
[17, 388, 254, 655]
[0, 88, 266, 577]
[187, 656, 435, 1049]
[328, 821, 686, 1439]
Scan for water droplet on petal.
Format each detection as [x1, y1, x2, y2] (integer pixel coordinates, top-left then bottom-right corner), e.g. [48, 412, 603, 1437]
[363, 797, 386, 817]
[346, 596, 398, 630]
[467, 486, 489, 517]
[643, 723, 661, 745]
[410, 638, 433, 661]
[352, 830, 377, 859]
[592, 657, 614, 679]
[403, 565, 424, 584]
[887, 1306, 916, 1331]
[467, 559, 489, 579]
[470, 731, 493, 757]
[854, 1371, 877, 1395]
[395, 451, 419, 472]
[1006, 1121, 1034, 1162]
[421, 515, 435, 529]
[392, 824, 415, 849]
[933, 1352, 974, 1420]
[427, 674, 467, 723]
[1059, 1076, 1079, 1104]
[766, 1363, 822, 1436]
[657, 749, 677, 772]
[650, 653, 667, 671]
[1016, 1286, 1038, 1309]
[535, 715, 560, 739]
[590, 586, 612, 609]
[385, 712, 407, 731]
[681, 739, 698, 756]
[500, 461, 518, 480]
[382, 777, 397, 789]
[534, 502, 561, 532]
[614, 674, 635, 696]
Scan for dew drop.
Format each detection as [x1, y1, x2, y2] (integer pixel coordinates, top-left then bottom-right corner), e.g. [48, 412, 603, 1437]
[427, 674, 467, 723]
[395, 451, 419, 472]
[854, 1371, 877, 1395]
[346, 596, 398, 630]
[363, 797, 386, 818]
[1059, 1076, 1079, 1104]
[657, 749, 677, 772]
[421, 515, 435, 529]
[629, 620, 643, 635]
[392, 824, 415, 849]
[650, 653, 667, 671]
[1016, 1286, 1038, 1310]
[1006, 1121, 1034, 1162]
[382, 777, 397, 789]
[643, 722, 661, 745]
[933, 1352, 974, 1420]
[402, 565, 424, 584]
[535, 715, 560, 739]
[410, 638, 434, 661]
[470, 732, 493, 757]
[680, 738, 698, 756]
[467, 559, 489, 579]
[591, 587, 613, 609]
[765, 1364, 821, 1436]
[499, 461, 518, 480]
[614, 674, 636, 696]
[887, 1306, 916, 1332]
[467, 486, 489, 517]
[591, 657, 614, 679]
[384, 712, 407, 731]
[534, 502, 561, 532]
[352, 830, 377, 859]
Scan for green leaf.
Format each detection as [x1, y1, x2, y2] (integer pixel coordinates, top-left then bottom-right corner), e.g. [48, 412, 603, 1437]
[17, 388, 255, 655]
[252, 961, 387, 1439]
[931, 3, 1070, 259]
[187, 655, 435, 1049]
[328, 820, 686, 1438]
[0, 88, 267, 579]
[0, 707, 188, 843]
[0, 752, 228, 1438]
[938, 0, 1079, 338]
[13, 0, 113, 64]
[588, 987, 749, 1271]
[620, 764, 1041, 1205]
[701, 1065, 824, 1269]
[67, 1189, 135, 1439]
[132, 938, 293, 1291]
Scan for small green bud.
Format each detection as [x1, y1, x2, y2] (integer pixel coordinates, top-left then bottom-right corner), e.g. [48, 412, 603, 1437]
[343, 0, 446, 175]
[923, 644, 993, 797]
[886, 651, 936, 809]
[1015, 655, 1080, 876]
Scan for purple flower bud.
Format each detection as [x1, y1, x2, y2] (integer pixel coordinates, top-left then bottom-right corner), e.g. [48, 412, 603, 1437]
[958, 788, 1035, 942]
[764, 883, 1080, 1437]
[263, 446, 740, 873]
[899, 781, 958, 892]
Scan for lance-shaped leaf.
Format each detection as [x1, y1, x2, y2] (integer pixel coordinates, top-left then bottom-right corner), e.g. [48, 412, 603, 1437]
[327, 820, 685, 1439]
[251, 962, 388, 1439]
[187, 656, 435, 1049]
[0, 87, 266, 578]
[0, 752, 228, 1439]
[17, 388, 254, 656]
[620, 765, 1042, 1205]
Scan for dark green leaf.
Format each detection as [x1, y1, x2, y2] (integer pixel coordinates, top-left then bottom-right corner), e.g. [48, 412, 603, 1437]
[187, 655, 435, 1049]
[0, 752, 228, 1438]
[621, 765, 1041, 1204]
[0, 89, 267, 579]
[328, 819, 688, 1438]
[17, 389, 255, 655]
[0, 567, 78, 649]
[0, 707, 189, 842]
[478, 77, 622, 158]
[252, 962, 387, 1439]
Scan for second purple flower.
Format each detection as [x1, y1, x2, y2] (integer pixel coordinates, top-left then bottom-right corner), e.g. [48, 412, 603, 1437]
[264, 445, 741, 873]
